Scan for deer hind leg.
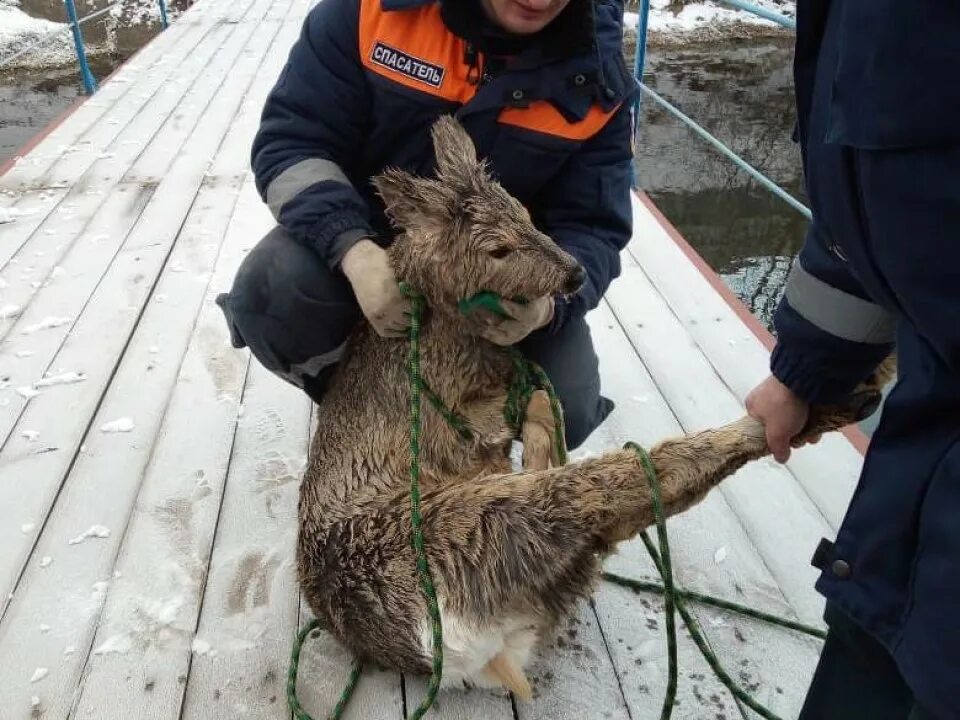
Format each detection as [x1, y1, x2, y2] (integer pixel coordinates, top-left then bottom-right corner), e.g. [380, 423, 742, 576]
[521, 389, 564, 471]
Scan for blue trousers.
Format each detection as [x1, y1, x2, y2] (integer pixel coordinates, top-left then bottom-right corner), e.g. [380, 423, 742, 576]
[216, 226, 613, 450]
[800, 603, 934, 720]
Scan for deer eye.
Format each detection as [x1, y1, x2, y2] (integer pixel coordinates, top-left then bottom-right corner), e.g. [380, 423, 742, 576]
[488, 246, 513, 259]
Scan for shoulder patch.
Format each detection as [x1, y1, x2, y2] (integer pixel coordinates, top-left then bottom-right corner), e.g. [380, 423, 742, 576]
[359, 0, 475, 103]
[370, 41, 445, 89]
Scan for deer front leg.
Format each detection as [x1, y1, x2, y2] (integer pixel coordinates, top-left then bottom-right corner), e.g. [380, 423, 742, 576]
[521, 390, 564, 471]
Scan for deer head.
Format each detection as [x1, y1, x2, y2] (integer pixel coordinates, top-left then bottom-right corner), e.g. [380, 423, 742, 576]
[372, 116, 585, 311]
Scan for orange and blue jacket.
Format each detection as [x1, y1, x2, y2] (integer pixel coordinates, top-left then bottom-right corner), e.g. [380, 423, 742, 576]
[252, 0, 637, 330]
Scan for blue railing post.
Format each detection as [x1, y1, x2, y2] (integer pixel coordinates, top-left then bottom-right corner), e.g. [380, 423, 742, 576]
[63, 0, 98, 95]
[158, 0, 169, 29]
[632, 0, 651, 88]
[629, 0, 651, 186]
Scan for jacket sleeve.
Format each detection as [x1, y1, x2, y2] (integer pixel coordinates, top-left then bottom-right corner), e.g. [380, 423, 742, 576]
[533, 104, 634, 331]
[251, 0, 374, 268]
[770, 222, 896, 404]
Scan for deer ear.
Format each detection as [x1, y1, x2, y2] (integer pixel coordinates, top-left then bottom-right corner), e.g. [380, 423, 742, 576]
[431, 115, 481, 185]
[372, 168, 455, 230]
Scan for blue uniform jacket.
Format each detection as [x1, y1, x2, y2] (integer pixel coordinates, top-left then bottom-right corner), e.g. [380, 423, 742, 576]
[251, 0, 636, 331]
[773, 2, 960, 717]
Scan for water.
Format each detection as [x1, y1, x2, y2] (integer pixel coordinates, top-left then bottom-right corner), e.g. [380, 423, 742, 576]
[0, 62, 113, 164]
[633, 38, 806, 332]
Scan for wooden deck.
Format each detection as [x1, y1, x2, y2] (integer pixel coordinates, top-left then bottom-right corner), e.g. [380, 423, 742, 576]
[0, 1, 866, 717]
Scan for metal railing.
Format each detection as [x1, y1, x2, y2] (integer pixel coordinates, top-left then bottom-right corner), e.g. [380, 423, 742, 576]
[631, 0, 811, 220]
[0, 0, 171, 95]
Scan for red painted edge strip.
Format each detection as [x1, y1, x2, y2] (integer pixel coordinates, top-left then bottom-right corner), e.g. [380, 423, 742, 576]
[0, 35, 153, 179]
[634, 189, 870, 456]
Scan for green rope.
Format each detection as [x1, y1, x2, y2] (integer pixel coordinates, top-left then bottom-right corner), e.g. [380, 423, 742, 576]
[287, 286, 826, 720]
[610, 443, 826, 720]
[404, 287, 446, 720]
[288, 619, 362, 720]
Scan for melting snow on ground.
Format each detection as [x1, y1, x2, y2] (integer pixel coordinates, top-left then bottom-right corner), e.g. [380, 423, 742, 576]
[101, 417, 135, 433]
[0, 0, 73, 70]
[34, 371, 86, 387]
[626, 0, 795, 37]
[68, 524, 111, 545]
[0, 0, 184, 70]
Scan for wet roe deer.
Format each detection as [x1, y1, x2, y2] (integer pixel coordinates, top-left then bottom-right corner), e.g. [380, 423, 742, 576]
[297, 116, 888, 700]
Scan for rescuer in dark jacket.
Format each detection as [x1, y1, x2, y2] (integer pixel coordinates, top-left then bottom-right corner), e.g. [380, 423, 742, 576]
[746, 2, 960, 718]
[216, 0, 636, 449]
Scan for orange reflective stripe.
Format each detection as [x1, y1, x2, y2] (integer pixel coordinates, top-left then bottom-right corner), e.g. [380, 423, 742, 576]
[498, 101, 621, 141]
[358, 0, 618, 141]
[359, 0, 475, 103]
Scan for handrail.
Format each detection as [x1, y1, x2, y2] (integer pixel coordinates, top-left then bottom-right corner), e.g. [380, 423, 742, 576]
[716, 0, 796, 30]
[0, 0, 171, 94]
[632, 0, 809, 220]
[638, 84, 811, 219]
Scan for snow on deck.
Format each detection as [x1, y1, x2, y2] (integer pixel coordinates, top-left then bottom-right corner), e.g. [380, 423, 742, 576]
[0, 0, 862, 717]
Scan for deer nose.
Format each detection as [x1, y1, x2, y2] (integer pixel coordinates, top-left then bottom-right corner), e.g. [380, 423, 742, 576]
[563, 264, 586, 294]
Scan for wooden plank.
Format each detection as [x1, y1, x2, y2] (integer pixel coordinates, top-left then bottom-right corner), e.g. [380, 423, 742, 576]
[0, 188, 70, 272]
[582, 302, 822, 719]
[0, 0, 281, 449]
[0, 175, 243, 718]
[294, 609, 405, 720]
[0, 0, 291, 612]
[0, 0, 269, 279]
[404, 673, 515, 719]
[604, 267, 833, 628]
[68, 181, 259, 720]
[0, 0, 261, 280]
[0, 15, 234, 267]
[0, 0, 239, 192]
[517, 602, 629, 720]
[0, 184, 154, 343]
[626, 199, 863, 530]
[178, 361, 309, 720]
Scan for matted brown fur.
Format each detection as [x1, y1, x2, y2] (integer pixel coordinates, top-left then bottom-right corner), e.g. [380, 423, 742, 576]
[296, 116, 889, 697]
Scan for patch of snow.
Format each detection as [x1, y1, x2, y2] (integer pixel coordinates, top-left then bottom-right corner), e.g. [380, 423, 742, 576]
[34, 371, 86, 388]
[625, 0, 795, 38]
[40, 556, 52, 568]
[0, 303, 21, 319]
[29, 667, 48, 683]
[0, 206, 22, 224]
[21, 316, 72, 334]
[63, 645, 77, 656]
[101, 417, 135, 433]
[714, 546, 728, 564]
[15, 350, 35, 358]
[93, 634, 132, 655]
[21, 522, 36, 533]
[0, 2, 73, 71]
[21, 430, 40, 441]
[39, 623, 51, 633]
[16, 386, 41, 399]
[68, 524, 111, 545]
[31, 696, 40, 708]
[192, 637, 215, 656]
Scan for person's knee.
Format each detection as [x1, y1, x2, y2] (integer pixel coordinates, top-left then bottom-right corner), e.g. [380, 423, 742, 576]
[561, 393, 614, 450]
[216, 226, 360, 395]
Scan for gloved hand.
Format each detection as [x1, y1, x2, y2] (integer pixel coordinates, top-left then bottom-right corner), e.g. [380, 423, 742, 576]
[479, 297, 554, 346]
[340, 238, 412, 338]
